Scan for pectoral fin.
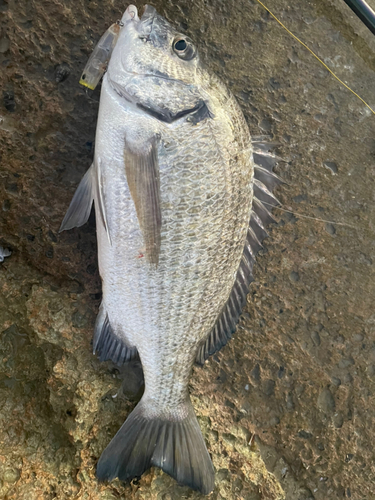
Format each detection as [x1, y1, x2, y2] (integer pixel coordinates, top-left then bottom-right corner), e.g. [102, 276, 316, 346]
[59, 162, 111, 244]
[124, 139, 161, 266]
[59, 165, 95, 232]
[95, 158, 111, 245]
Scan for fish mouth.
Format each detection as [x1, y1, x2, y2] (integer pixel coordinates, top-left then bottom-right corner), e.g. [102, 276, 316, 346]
[138, 4, 173, 43]
[109, 4, 182, 95]
[139, 5, 157, 33]
[115, 5, 179, 83]
[121, 4, 139, 23]
[122, 4, 171, 40]
[120, 4, 158, 33]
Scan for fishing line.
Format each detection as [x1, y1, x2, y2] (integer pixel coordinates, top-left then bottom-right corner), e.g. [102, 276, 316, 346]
[84, 88, 100, 103]
[238, 144, 361, 230]
[261, 200, 358, 229]
[254, 0, 375, 116]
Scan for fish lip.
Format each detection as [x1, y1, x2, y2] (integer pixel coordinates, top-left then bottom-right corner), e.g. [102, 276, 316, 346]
[138, 4, 157, 37]
[140, 5, 157, 24]
[121, 4, 139, 24]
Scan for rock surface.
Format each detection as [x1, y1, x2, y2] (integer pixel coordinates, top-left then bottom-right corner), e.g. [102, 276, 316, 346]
[1, 0, 374, 499]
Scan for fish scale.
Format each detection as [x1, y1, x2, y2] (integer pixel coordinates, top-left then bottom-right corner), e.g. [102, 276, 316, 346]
[159, 127, 246, 339]
[60, 4, 282, 495]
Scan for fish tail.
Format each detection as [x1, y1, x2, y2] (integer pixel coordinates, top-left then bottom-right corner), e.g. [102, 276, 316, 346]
[96, 396, 215, 494]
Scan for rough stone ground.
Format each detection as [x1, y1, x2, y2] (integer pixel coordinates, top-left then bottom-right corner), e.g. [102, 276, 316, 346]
[1, 0, 375, 499]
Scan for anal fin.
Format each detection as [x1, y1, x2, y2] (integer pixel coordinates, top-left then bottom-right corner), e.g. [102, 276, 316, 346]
[93, 304, 138, 365]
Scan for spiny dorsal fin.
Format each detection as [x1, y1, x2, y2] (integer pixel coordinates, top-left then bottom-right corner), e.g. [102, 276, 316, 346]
[196, 142, 282, 365]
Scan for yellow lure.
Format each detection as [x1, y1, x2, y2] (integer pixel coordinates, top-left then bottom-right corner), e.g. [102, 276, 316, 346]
[79, 23, 121, 90]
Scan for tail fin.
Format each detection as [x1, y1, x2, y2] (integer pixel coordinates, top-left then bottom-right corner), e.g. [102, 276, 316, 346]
[96, 397, 215, 494]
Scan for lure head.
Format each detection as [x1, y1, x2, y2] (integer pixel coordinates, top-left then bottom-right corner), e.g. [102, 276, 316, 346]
[79, 23, 121, 90]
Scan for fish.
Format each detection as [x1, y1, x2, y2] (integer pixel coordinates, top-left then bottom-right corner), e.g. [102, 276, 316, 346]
[60, 4, 282, 495]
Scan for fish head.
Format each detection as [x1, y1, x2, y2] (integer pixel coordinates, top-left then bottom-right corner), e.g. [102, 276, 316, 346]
[108, 5, 207, 118]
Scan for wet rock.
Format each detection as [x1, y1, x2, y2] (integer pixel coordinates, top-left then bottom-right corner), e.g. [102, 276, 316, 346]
[2, 199, 11, 211]
[286, 392, 294, 410]
[119, 360, 144, 400]
[289, 271, 300, 282]
[353, 333, 364, 342]
[3, 468, 21, 483]
[71, 309, 90, 329]
[3, 90, 15, 112]
[298, 430, 313, 439]
[293, 193, 308, 203]
[262, 379, 275, 397]
[338, 357, 355, 369]
[333, 412, 344, 429]
[325, 223, 336, 235]
[311, 331, 321, 346]
[259, 118, 272, 132]
[269, 77, 281, 90]
[296, 488, 315, 500]
[323, 161, 338, 174]
[100, 492, 118, 500]
[251, 363, 261, 382]
[317, 388, 335, 414]
[55, 63, 70, 83]
[331, 376, 341, 386]
[0, 36, 9, 53]
[269, 416, 280, 426]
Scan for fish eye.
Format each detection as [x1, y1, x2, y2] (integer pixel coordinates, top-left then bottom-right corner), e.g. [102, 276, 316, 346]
[172, 36, 196, 61]
[174, 39, 187, 51]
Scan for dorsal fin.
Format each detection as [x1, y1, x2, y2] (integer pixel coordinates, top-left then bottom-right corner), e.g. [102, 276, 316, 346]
[196, 143, 284, 365]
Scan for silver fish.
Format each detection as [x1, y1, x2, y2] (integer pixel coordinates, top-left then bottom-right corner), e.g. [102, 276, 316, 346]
[60, 4, 281, 494]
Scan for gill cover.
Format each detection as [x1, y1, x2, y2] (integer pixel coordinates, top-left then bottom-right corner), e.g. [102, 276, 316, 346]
[79, 5, 139, 90]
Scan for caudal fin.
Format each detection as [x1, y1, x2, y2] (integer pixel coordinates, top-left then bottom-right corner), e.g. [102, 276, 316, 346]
[96, 397, 215, 494]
